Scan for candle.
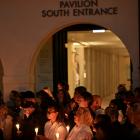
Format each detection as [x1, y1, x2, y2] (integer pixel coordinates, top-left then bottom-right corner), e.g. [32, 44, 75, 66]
[56, 132, 59, 140]
[66, 125, 70, 133]
[35, 127, 38, 135]
[16, 124, 20, 131]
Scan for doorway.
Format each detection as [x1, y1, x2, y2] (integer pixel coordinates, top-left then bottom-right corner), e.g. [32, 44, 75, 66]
[66, 29, 131, 106]
[35, 24, 131, 106]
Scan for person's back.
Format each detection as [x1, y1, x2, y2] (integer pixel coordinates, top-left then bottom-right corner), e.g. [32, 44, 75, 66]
[94, 114, 113, 140]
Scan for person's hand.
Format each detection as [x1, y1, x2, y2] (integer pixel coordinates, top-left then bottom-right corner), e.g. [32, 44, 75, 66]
[16, 130, 22, 136]
[44, 88, 54, 98]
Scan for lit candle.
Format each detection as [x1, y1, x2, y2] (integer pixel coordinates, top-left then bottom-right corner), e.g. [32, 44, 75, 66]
[56, 132, 59, 140]
[66, 125, 70, 133]
[16, 124, 20, 131]
[35, 127, 38, 136]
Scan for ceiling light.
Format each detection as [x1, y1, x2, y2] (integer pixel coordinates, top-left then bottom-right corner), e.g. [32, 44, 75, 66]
[92, 29, 105, 33]
[72, 42, 80, 46]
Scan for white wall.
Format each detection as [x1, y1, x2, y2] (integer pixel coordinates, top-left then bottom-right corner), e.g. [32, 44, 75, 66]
[0, 0, 139, 101]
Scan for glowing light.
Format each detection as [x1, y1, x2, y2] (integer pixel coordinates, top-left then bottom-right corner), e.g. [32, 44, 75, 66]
[16, 124, 20, 131]
[35, 127, 39, 135]
[56, 132, 59, 139]
[92, 29, 105, 33]
[66, 125, 70, 132]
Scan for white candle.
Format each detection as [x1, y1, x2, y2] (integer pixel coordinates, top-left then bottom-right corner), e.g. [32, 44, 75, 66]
[66, 125, 70, 133]
[56, 132, 59, 140]
[16, 124, 20, 131]
[35, 127, 39, 135]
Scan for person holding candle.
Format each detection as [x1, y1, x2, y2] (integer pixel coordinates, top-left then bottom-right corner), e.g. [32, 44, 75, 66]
[45, 103, 67, 140]
[35, 127, 39, 136]
[16, 123, 20, 131]
[36, 102, 67, 140]
[13, 100, 43, 140]
[66, 107, 93, 140]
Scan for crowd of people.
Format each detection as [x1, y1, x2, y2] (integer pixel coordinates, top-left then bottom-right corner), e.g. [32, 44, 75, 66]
[0, 82, 140, 140]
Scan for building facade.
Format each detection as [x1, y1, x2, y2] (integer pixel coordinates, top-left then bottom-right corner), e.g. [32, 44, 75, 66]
[0, 0, 139, 101]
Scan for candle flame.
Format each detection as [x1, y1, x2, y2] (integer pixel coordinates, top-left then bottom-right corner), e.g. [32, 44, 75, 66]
[56, 132, 59, 139]
[16, 124, 20, 130]
[35, 127, 39, 135]
[66, 125, 70, 132]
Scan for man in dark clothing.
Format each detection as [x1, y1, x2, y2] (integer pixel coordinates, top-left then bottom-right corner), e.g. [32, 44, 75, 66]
[13, 101, 44, 140]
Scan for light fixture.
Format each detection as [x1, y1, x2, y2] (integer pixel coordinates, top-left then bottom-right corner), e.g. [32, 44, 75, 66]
[72, 42, 80, 46]
[92, 29, 105, 33]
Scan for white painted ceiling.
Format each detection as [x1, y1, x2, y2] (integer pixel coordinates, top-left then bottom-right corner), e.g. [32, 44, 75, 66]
[67, 30, 129, 57]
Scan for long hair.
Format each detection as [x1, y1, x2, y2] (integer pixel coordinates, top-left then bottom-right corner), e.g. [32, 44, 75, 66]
[76, 107, 93, 126]
[47, 102, 64, 122]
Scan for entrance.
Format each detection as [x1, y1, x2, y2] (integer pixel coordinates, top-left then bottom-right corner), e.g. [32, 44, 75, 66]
[35, 24, 131, 105]
[67, 29, 131, 107]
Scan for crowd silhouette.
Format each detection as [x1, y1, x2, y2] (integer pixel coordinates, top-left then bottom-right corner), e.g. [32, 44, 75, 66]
[0, 82, 140, 140]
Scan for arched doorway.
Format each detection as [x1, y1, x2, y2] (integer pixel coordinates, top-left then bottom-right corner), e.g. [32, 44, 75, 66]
[66, 29, 131, 107]
[35, 24, 131, 105]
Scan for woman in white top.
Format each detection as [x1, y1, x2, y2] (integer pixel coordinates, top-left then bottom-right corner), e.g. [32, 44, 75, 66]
[66, 107, 93, 140]
[44, 103, 67, 140]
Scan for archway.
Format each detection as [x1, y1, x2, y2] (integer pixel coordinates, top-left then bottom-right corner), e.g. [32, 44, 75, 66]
[34, 24, 131, 105]
[66, 29, 131, 107]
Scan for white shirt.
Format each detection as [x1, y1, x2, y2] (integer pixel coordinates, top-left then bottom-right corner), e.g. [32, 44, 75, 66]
[66, 124, 93, 140]
[44, 121, 67, 140]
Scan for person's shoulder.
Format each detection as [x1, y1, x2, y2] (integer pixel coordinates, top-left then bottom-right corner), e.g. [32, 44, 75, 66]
[78, 127, 93, 140]
[79, 124, 92, 132]
[57, 122, 67, 131]
[57, 122, 66, 127]
[45, 121, 51, 125]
